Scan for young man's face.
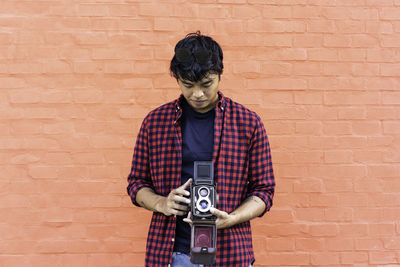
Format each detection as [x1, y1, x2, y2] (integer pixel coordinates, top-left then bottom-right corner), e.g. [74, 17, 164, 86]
[178, 73, 220, 114]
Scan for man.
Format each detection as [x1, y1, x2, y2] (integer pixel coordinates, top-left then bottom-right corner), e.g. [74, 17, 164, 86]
[127, 32, 275, 267]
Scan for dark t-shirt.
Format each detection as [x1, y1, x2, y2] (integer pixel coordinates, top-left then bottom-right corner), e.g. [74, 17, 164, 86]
[173, 99, 215, 254]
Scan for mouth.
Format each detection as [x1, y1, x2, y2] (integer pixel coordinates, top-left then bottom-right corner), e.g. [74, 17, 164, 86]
[191, 100, 207, 105]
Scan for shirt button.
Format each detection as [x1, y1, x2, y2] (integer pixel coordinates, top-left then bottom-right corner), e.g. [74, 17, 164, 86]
[172, 238, 175, 242]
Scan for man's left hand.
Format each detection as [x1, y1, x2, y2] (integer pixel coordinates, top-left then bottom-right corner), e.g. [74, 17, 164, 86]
[183, 207, 237, 229]
[209, 207, 237, 229]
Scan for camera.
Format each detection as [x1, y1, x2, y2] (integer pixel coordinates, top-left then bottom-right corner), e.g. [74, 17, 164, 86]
[190, 161, 218, 265]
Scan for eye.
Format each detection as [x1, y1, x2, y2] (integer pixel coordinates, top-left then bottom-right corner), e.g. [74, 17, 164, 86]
[202, 82, 212, 88]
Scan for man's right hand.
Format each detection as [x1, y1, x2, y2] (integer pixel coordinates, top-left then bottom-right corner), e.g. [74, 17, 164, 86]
[159, 178, 192, 216]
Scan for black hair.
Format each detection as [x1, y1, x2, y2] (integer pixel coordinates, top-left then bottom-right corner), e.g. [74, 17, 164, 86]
[170, 31, 224, 82]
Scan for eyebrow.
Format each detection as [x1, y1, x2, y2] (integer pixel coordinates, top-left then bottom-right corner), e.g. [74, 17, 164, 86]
[182, 78, 213, 85]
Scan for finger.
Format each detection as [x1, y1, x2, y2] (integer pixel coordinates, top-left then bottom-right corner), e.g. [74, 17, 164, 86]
[183, 211, 193, 225]
[174, 178, 192, 195]
[173, 210, 188, 216]
[174, 187, 190, 197]
[183, 217, 193, 225]
[171, 203, 189, 212]
[210, 207, 229, 218]
[172, 194, 191, 205]
[180, 178, 192, 189]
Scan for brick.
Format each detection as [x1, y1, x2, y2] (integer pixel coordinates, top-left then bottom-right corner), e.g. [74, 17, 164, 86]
[339, 224, 368, 237]
[323, 121, 352, 135]
[292, 62, 322, 75]
[326, 238, 354, 251]
[154, 18, 183, 31]
[139, 3, 174, 17]
[338, 107, 366, 119]
[336, 20, 365, 33]
[370, 252, 398, 264]
[366, 21, 394, 34]
[322, 7, 351, 19]
[0, 77, 26, 89]
[104, 62, 134, 74]
[352, 63, 380, 76]
[108, 4, 138, 17]
[199, 6, 231, 18]
[262, 6, 291, 18]
[257, 223, 309, 237]
[381, 63, 400, 76]
[323, 62, 352, 75]
[355, 238, 383, 250]
[369, 223, 396, 236]
[266, 238, 295, 251]
[248, 78, 307, 90]
[382, 208, 400, 221]
[295, 208, 324, 222]
[307, 20, 335, 33]
[262, 253, 310, 265]
[78, 4, 109, 16]
[263, 34, 292, 47]
[273, 48, 307, 60]
[293, 6, 322, 18]
[381, 35, 400, 47]
[309, 194, 338, 207]
[380, 7, 400, 19]
[294, 178, 323, 192]
[58, 255, 88, 267]
[308, 77, 337, 90]
[338, 48, 366, 62]
[43, 60, 72, 73]
[91, 18, 120, 30]
[325, 208, 353, 222]
[340, 252, 369, 265]
[324, 150, 353, 163]
[309, 224, 338, 237]
[367, 48, 400, 62]
[311, 252, 340, 265]
[232, 60, 261, 74]
[325, 92, 381, 105]
[324, 35, 352, 47]
[383, 237, 400, 250]
[232, 6, 262, 18]
[28, 166, 59, 179]
[295, 121, 322, 135]
[74, 33, 107, 45]
[324, 177, 354, 193]
[295, 238, 325, 251]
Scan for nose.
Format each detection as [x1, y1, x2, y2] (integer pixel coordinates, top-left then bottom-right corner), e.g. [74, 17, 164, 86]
[192, 87, 204, 99]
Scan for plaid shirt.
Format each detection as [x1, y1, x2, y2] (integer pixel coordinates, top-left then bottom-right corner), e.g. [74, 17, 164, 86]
[127, 92, 275, 267]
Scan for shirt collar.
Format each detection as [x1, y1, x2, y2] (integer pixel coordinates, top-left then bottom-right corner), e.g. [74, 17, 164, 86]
[174, 91, 226, 113]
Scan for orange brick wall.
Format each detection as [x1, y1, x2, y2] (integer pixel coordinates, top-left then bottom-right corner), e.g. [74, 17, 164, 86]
[1, 0, 400, 266]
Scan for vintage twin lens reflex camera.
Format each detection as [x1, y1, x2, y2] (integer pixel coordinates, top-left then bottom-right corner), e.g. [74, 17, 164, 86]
[190, 161, 218, 265]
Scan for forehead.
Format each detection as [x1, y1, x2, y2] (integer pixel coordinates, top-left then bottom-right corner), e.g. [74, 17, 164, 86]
[180, 73, 218, 84]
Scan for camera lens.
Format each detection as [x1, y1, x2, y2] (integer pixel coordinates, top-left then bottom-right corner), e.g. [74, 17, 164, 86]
[199, 188, 208, 197]
[200, 200, 209, 210]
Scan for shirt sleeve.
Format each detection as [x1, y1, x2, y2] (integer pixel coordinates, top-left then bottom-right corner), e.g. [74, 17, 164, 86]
[247, 115, 275, 216]
[127, 118, 153, 207]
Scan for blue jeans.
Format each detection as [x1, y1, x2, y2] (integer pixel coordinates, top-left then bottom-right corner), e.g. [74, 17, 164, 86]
[171, 252, 252, 267]
[171, 252, 204, 267]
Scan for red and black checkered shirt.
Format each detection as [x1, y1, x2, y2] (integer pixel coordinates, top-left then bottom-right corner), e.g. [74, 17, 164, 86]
[127, 92, 275, 267]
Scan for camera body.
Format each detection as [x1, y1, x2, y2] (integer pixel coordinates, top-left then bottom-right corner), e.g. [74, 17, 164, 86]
[190, 161, 218, 265]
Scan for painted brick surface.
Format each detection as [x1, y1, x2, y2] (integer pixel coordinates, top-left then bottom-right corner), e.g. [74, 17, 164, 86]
[1, 0, 399, 266]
